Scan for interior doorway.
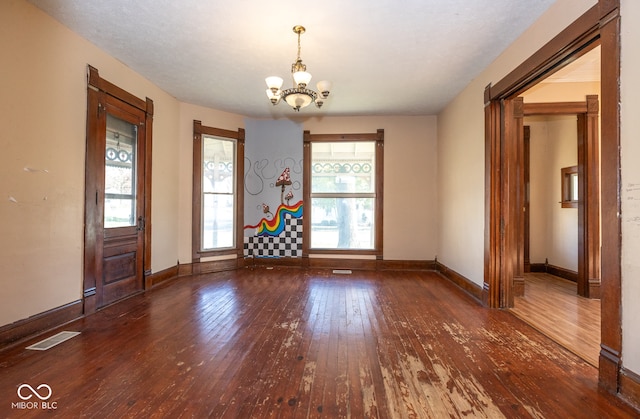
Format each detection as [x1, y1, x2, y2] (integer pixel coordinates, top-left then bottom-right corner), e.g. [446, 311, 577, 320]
[513, 93, 601, 367]
[483, 1, 622, 392]
[521, 93, 601, 299]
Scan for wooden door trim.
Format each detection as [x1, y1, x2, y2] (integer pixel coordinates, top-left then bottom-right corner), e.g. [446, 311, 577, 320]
[524, 102, 588, 115]
[523, 126, 530, 276]
[580, 95, 601, 299]
[88, 66, 147, 111]
[513, 98, 525, 298]
[84, 66, 154, 313]
[489, 6, 601, 99]
[598, 4, 622, 394]
[522, 97, 600, 299]
[484, 0, 621, 393]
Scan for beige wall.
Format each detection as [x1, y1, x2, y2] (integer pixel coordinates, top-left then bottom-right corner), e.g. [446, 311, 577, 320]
[438, 0, 640, 378]
[437, 0, 596, 286]
[0, 0, 180, 326]
[176, 114, 438, 263]
[3, 0, 639, 382]
[527, 116, 578, 271]
[0, 1, 437, 327]
[620, 0, 640, 374]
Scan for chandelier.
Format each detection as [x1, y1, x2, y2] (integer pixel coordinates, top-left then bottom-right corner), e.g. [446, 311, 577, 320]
[265, 25, 332, 111]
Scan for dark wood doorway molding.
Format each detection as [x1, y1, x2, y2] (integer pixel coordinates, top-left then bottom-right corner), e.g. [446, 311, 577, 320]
[521, 97, 601, 300]
[483, 1, 621, 394]
[84, 66, 154, 313]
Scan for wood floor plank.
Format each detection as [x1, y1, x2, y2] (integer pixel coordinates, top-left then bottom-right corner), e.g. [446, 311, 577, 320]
[511, 272, 600, 367]
[0, 268, 636, 418]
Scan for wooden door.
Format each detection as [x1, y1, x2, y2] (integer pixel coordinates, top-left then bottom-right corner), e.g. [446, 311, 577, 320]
[84, 66, 153, 312]
[99, 98, 146, 306]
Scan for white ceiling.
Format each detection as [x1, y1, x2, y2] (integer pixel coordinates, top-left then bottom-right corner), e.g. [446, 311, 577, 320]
[542, 46, 601, 84]
[28, 0, 559, 118]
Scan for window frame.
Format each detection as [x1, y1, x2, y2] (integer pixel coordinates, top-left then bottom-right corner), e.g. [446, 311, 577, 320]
[303, 129, 384, 258]
[192, 120, 244, 261]
[561, 165, 578, 208]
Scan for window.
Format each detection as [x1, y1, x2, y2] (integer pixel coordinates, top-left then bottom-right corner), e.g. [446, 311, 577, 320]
[192, 121, 244, 259]
[561, 165, 578, 208]
[104, 114, 138, 228]
[303, 130, 383, 257]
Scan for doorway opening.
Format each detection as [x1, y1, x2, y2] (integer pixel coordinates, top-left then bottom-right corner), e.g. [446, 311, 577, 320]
[512, 86, 602, 366]
[483, 2, 621, 392]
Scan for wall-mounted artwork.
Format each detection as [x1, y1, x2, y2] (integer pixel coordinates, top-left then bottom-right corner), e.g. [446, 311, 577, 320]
[243, 119, 303, 258]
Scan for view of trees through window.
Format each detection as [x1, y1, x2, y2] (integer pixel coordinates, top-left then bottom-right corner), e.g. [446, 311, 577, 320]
[310, 141, 376, 249]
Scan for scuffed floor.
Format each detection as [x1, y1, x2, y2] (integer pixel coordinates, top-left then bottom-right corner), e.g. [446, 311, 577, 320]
[0, 268, 636, 418]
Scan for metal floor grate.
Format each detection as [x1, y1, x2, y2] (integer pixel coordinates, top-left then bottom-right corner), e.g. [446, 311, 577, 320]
[26, 331, 81, 351]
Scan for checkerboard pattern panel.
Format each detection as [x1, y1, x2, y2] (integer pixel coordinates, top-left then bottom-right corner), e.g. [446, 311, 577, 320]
[244, 216, 303, 258]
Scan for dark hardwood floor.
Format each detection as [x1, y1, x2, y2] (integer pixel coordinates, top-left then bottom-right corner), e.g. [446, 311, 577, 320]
[0, 268, 636, 418]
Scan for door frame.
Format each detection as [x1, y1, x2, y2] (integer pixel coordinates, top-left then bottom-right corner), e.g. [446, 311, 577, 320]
[483, 1, 621, 392]
[522, 97, 601, 299]
[83, 65, 154, 314]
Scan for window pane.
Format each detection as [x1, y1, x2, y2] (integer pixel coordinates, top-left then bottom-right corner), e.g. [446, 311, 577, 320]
[105, 198, 135, 227]
[105, 114, 137, 228]
[310, 197, 374, 249]
[203, 136, 234, 193]
[311, 142, 375, 193]
[203, 193, 234, 249]
[571, 173, 579, 201]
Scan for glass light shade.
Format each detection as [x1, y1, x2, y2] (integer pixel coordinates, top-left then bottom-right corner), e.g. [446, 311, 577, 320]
[293, 71, 312, 88]
[265, 76, 284, 92]
[265, 88, 280, 104]
[316, 80, 332, 98]
[285, 93, 313, 110]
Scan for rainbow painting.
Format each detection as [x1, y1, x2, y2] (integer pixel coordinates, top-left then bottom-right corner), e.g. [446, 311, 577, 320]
[244, 200, 303, 237]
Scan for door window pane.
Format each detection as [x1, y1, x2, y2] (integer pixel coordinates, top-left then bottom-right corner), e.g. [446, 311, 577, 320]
[105, 114, 137, 228]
